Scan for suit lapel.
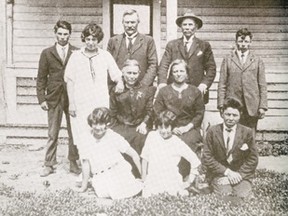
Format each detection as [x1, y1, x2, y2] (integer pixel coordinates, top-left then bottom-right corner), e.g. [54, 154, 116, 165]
[51, 44, 63, 64]
[115, 34, 125, 59]
[230, 124, 242, 153]
[63, 44, 73, 66]
[242, 52, 255, 71]
[130, 34, 143, 54]
[187, 37, 199, 59]
[230, 50, 243, 70]
[177, 38, 187, 59]
[215, 124, 226, 152]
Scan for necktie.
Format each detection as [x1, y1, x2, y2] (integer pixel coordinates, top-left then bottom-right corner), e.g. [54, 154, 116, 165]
[225, 128, 232, 155]
[128, 37, 133, 53]
[61, 47, 66, 63]
[241, 53, 245, 65]
[184, 41, 189, 56]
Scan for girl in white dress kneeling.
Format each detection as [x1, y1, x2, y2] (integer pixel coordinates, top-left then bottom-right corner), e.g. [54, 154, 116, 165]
[78, 107, 143, 199]
[141, 110, 201, 197]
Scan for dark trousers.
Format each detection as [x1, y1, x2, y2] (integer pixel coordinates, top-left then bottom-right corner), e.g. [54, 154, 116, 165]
[44, 94, 79, 167]
[239, 107, 258, 136]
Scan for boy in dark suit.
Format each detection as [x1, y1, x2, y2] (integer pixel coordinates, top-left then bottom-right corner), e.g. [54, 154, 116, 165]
[37, 20, 80, 177]
[203, 97, 258, 198]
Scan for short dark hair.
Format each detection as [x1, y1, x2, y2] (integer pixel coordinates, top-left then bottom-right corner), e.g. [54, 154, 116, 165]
[81, 23, 104, 43]
[87, 107, 111, 127]
[235, 28, 253, 40]
[222, 97, 243, 113]
[54, 20, 72, 34]
[155, 110, 176, 129]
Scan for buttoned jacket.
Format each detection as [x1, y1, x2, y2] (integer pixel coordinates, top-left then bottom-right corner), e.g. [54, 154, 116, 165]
[36, 44, 77, 108]
[107, 33, 158, 86]
[217, 50, 268, 116]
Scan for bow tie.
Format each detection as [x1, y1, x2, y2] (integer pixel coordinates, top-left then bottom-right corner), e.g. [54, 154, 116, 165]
[225, 128, 232, 133]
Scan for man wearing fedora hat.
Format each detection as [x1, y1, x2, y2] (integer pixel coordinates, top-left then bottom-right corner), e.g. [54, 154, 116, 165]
[158, 11, 216, 105]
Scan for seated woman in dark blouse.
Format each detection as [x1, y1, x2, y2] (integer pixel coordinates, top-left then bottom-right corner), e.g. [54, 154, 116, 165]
[110, 59, 156, 177]
[154, 59, 205, 177]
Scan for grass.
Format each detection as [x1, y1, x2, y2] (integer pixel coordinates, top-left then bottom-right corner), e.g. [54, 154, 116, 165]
[0, 169, 287, 216]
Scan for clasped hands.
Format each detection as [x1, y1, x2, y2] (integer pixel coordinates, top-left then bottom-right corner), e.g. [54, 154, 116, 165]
[223, 168, 242, 185]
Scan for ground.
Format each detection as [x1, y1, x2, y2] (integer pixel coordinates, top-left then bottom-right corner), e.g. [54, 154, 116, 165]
[1, 143, 288, 195]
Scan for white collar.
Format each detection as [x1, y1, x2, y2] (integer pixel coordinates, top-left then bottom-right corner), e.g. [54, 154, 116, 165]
[56, 43, 69, 50]
[125, 32, 138, 39]
[183, 35, 194, 44]
[236, 50, 249, 58]
[223, 124, 237, 132]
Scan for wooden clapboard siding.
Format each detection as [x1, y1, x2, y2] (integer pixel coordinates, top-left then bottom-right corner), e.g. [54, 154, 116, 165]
[12, 0, 103, 66]
[176, 0, 288, 133]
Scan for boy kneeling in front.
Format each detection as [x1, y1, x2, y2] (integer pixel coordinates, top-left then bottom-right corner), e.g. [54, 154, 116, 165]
[203, 97, 258, 198]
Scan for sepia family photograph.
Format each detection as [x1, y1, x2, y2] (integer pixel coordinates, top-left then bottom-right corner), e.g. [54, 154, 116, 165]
[0, 0, 287, 215]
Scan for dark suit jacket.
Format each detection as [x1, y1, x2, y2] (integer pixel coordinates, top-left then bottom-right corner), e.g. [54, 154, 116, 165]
[107, 33, 158, 88]
[217, 50, 268, 117]
[36, 44, 77, 108]
[203, 123, 258, 182]
[158, 37, 216, 103]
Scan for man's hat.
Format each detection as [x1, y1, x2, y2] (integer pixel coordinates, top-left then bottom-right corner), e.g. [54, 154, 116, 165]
[176, 11, 203, 29]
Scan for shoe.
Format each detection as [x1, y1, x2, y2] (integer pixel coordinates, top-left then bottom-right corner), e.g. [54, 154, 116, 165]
[70, 160, 81, 175]
[40, 166, 53, 177]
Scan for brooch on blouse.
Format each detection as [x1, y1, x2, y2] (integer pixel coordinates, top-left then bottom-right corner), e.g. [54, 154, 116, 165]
[136, 91, 143, 100]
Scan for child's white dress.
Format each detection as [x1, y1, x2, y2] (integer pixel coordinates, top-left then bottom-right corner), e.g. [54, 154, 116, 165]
[141, 131, 201, 197]
[82, 129, 143, 199]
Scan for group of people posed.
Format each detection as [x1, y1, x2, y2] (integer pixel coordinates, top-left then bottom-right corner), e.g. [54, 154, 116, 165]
[36, 9, 267, 200]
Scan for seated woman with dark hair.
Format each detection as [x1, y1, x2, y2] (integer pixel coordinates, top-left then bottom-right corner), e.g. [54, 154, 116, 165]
[154, 59, 205, 178]
[110, 59, 156, 178]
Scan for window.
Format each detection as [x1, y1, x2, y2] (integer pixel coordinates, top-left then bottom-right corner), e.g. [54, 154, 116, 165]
[110, 0, 153, 36]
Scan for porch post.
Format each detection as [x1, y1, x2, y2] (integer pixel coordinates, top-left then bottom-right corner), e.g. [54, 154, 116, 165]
[0, 0, 7, 124]
[166, 0, 178, 42]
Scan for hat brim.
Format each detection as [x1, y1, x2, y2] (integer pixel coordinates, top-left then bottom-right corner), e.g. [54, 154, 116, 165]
[176, 16, 203, 29]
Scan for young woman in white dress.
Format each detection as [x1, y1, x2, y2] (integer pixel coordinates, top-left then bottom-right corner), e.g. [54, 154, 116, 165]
[77, 107, 143, 199]
[141, 110, 201, 197]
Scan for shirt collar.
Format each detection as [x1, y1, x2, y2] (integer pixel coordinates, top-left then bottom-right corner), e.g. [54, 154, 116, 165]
[223, 124, 237, 133]
[56, 43, 69, 50]
[183, 35, 194, 44]
[236, 50, 249, 58]
[125, 32, 138, 39]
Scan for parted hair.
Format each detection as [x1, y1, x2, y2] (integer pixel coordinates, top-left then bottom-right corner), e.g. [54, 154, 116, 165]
[236, 28, 253, 40]
[54, 20, 72, 34]
[87, 107, 111, 127]
[81, 23, 104, 43]
[167, 59, 189, 83]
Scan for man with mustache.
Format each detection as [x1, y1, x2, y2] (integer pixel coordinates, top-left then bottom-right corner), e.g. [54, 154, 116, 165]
[157, 11, 216, 105]
[217, 28, 268, 133]
[107, 9, 158, 92]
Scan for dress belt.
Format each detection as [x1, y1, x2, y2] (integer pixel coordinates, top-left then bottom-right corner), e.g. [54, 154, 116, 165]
[94, 162, 119, 175]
